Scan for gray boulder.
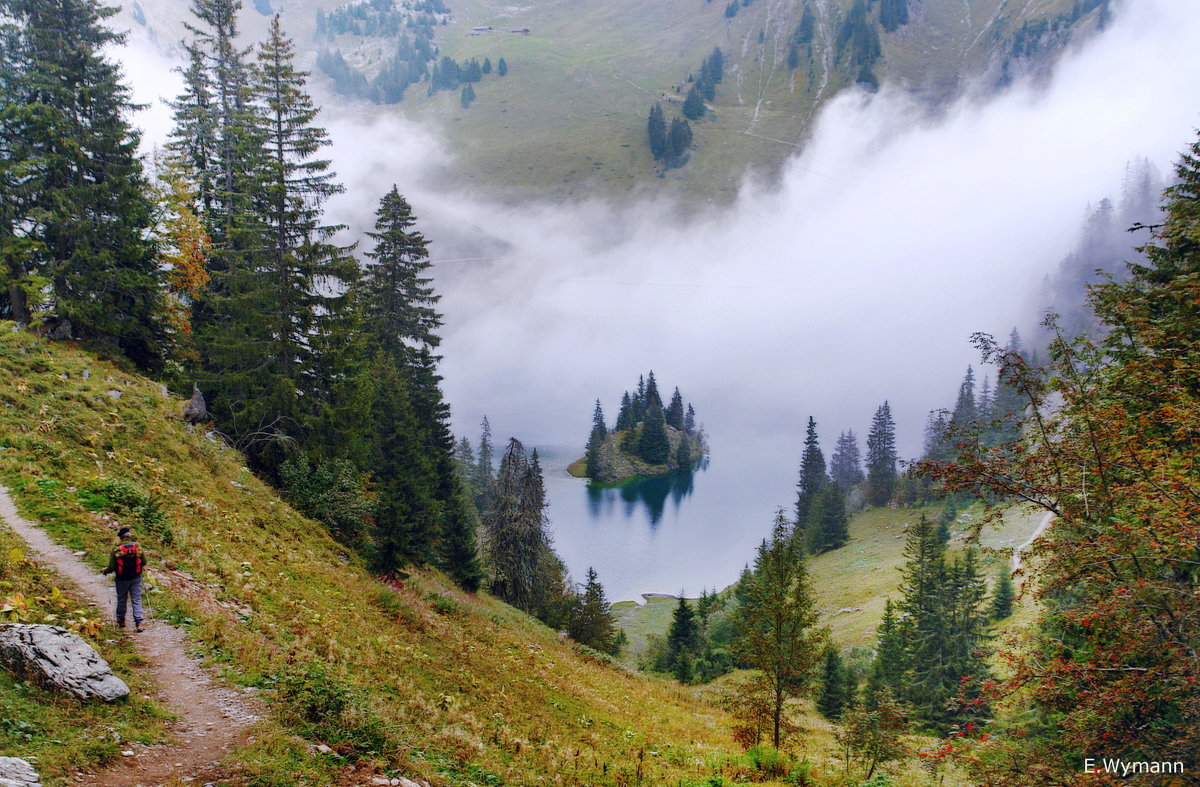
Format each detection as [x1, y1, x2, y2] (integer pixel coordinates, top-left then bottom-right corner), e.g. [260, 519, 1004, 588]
[0, 757, 41, 787]
[0, 624, 129, 702]
[182, 383, 207, 424]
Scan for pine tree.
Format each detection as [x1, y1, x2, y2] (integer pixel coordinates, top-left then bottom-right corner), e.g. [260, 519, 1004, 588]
[0, 0, 163, 365]
[567, 567, 617, 653]
[950, 365, 977, 428]
[647, 103, 667, 160]
[795, 416, 828, 525]
[585, 399, 607, 479]
[817, 645, 852, 720]
[637, 372, 670, 464]
[808, 482, 849, 553]
[666, 387, 685, 430]
[990, 569, 1014, 620]
[685, 403, 696, 432]
[865, 401, 898, 506]
[865, 599, 905, 703]
[732, 510, 826, 748]
[830, 430, 864, 489]
[472, 416, 496, 514]
[667, 117, 692, 163]
[248, 15, 356, 463]
[483, 438, 551, 613]
[615, 391, 634, 431]
[496, 57, 507, 76]
[667, 595, 702, 683]
[362, 186, 441, 355]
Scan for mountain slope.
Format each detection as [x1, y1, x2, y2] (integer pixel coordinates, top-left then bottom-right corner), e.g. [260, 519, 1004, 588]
[113, 0, 1111, 201]
[0, 324, 749, 785]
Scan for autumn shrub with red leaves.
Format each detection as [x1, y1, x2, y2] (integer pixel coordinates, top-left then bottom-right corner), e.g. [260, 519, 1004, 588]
[918, 132, 1200, 785]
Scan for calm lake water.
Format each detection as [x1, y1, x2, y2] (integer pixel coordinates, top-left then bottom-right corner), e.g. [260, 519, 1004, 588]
[536, 425, 802, 603]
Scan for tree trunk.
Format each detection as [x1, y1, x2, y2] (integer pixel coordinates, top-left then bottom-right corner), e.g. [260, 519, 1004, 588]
[8, 284, 29, 326]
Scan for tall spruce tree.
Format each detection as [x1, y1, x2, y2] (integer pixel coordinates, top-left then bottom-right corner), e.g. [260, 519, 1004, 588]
[647, 102, 667, 160]
[830, 429, 864, 489]
[732, 510, 826, 748]
[795, 416, 828, 526]
[666, 387, 686, 430]
[807, 481, 849, 553]
[865, 401, 897, 506]
[865, 598, 905, 703]
[483, 438, 552, 613]
[472, 416, 496, 513]
[990, 569, 1014, 620]
[0, 0, 163, 365]
[585, 399, 607, 479]
[817, 644, 853, 720]
[567, 568, 617, 653]
[667, 595, 702, 683]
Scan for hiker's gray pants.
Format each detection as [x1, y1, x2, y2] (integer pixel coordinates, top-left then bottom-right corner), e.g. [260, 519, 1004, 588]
[115, 576, 144, 625]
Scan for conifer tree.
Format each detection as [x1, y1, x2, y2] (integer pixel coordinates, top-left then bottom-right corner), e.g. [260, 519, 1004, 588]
[795, 416, 828, 525]
[990, 569, 1014, 620]
[585, 399, 607, 479]
[567, 567, 617, 653]
[472, 416, 496, 513]
[667, 117, 693, 162]
[683, 85, 705, 119]
[865, 599, 905, 703]
[637, 373, 670, 464]
[807, 482, 849, 553]
[615, 391, 634, 431]
[666, 387, 686, 430]
[685, 403, 696, 432]
[0, 0, 163, 365]
[496, 57, 507, 76]
[865, 401, 898, 506]
[732, 510, 826, 747]
[667, 596, 702, 683]
[647, 103, 667, 160]
[246, 15, 357, 462]
[483, 438, 551, 613]
[830, 430, 864, 489]
[817, 645, 853, 719]
[950, 365, 977, 428]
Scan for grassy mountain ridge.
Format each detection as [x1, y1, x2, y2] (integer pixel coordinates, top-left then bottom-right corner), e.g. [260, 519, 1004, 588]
[0, 324, 754, 785]
[113, 0, 1111, 201]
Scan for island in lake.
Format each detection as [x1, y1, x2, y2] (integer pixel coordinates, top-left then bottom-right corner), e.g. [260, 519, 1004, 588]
[569, 371, 707, 483]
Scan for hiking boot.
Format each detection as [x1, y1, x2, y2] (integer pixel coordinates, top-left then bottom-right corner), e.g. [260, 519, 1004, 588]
[135, 623, 144, 633]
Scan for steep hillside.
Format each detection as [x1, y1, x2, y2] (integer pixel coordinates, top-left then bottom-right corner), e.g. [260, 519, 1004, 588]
[113, 0, 1111, 201]
[0, 325, 757, 785]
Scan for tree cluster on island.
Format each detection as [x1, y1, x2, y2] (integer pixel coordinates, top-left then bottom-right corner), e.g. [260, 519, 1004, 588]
[576, 371, 705, 482]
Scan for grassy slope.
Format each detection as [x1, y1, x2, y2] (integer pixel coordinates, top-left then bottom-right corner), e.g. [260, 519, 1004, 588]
[308, 0, 1102, 201]
[112, 0, 1104, 202]
[0, 325, 761, 786]
[615, 503, 1038, 654]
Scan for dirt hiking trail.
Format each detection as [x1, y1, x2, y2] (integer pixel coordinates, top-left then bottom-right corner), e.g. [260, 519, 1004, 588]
[0, 485, 262, 787]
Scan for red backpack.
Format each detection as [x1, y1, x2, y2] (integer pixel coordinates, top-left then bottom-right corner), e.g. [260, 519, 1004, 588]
[115, 542, 143, 579]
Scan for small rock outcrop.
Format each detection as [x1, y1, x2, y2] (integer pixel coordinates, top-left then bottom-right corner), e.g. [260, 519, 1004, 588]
[182, 383, 207, 425]
[0, 756, 41, 787]
[0, 624, 129, 702]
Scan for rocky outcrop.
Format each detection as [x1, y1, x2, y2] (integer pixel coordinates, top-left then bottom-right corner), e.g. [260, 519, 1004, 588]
[182, 383, 207, 425]
[0, 624, 129, 702]
[0, 757, 41, 787]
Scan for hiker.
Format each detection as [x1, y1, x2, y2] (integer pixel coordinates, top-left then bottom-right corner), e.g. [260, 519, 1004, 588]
[102, 526, 146, 632]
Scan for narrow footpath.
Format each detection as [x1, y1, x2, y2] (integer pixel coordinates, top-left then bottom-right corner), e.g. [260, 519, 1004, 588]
[0, 486, 262, 787]
[1013, 510, 1055, 572]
